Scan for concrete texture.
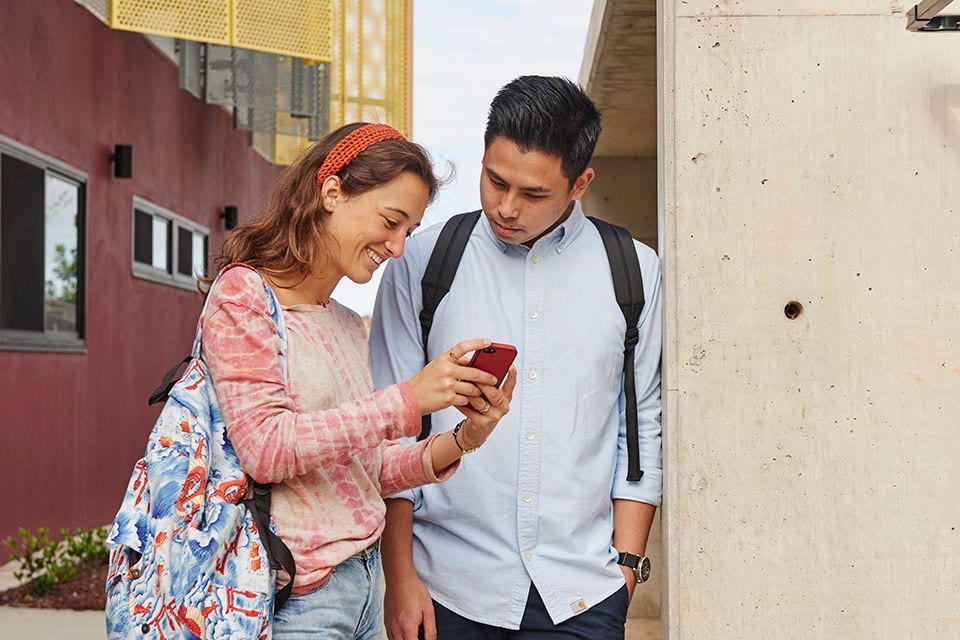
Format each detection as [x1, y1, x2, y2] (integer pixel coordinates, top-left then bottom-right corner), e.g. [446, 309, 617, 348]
[659, 2, 960, 637]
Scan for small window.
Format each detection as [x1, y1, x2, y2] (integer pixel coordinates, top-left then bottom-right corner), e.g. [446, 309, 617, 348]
[0, 138, 86, 352]
[132, 197, 209, 290]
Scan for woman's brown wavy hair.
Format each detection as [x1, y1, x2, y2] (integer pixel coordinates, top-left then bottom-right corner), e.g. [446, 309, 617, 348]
[208, 122, 439, 286]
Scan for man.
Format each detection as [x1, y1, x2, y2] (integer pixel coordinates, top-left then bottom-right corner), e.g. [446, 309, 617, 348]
[369, 75, 662, 639]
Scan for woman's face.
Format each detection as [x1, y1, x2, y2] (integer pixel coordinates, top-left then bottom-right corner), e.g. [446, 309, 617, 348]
[323, 170, 429, 285]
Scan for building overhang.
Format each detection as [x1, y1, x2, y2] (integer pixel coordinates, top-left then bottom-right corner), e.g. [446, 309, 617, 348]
[579, 0, 657, 158]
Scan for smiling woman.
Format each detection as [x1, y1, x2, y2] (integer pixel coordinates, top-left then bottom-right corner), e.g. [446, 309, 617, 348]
[321, 169, 428, 289]
[121, 122, 521, 639]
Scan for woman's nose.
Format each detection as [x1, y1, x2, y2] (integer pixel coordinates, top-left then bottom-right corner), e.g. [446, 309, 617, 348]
[384, 231, 405, 258]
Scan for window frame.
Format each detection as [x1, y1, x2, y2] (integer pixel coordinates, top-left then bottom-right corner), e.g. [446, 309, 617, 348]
[0, 135, 87, 353]
[131, 196, 209, 291]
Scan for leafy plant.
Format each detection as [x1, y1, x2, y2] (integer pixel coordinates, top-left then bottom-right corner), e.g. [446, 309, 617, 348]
[4, 525, 109, 596]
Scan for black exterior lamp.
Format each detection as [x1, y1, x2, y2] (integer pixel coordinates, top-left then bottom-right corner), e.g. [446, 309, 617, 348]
[222, 205, 239, 230]
[110, 144, 133, 178]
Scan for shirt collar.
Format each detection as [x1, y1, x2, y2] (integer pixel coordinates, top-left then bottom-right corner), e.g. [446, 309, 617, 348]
[480, 200, 588, 256]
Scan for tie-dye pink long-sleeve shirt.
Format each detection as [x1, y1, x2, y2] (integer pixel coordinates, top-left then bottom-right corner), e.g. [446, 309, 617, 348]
[201, 266, 456, 592]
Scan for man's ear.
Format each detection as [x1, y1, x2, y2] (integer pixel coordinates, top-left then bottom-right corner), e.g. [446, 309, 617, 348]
[319, 175, 343, 212]
[571, 168, 595, 200]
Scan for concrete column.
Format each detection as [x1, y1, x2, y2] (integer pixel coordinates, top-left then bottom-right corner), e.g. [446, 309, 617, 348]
[661, 1, 960, 637]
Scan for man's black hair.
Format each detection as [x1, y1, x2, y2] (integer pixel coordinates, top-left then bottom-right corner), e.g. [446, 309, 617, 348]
[484, 75, 602, 185]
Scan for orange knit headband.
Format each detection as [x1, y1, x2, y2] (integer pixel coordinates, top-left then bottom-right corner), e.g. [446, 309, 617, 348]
[315, 123, 407, 187]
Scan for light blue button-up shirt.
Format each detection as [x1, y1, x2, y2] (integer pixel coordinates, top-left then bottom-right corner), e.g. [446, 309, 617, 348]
[369, 202, 662, 628]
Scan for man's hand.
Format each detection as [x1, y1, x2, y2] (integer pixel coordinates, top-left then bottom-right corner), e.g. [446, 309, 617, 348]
[384, 570, 435, 640]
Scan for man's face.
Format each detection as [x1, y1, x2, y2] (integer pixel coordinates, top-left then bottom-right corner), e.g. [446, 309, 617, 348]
[479, 136, 594, 247]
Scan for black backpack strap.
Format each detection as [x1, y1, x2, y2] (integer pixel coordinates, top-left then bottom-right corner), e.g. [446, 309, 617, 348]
[417, 210, 481, 441]
[244, 481, 297, 611]
[147, 356, 191, 405]
[589, 217, 646, 481]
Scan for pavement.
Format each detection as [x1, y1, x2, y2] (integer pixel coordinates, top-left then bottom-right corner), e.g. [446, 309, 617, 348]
[0, 559, 661, 639]
[0, 560, 105, 639]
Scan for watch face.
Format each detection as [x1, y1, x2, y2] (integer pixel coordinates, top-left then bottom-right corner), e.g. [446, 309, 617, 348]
[639, 556, 651, 582]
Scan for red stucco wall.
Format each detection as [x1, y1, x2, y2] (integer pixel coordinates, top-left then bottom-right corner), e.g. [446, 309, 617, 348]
[0, 0, 282, 553]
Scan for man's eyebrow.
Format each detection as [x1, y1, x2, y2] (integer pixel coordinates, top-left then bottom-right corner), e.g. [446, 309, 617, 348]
[486, 167, 551, 194]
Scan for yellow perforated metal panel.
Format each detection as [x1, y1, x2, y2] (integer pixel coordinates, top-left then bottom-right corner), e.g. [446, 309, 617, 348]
[251, 113, 313, 166]
[233, 0, 333, 61]
[331, 0, 412, 137]
[110, 0, 230, 45]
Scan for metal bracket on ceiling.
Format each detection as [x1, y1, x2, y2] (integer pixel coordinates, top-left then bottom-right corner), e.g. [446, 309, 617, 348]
[906, 0, 960, 31]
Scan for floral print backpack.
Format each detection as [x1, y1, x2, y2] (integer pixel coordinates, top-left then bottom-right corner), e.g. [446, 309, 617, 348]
[105, 265, 295, 640]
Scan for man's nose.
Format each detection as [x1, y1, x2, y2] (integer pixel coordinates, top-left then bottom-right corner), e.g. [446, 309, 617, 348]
[498, 191, 519, 219]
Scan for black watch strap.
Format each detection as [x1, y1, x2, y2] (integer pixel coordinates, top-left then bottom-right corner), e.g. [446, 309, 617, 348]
[617, 551, 641, 568]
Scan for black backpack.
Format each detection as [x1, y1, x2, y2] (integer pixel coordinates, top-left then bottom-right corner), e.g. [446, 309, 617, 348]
[416, 210, 647, 481]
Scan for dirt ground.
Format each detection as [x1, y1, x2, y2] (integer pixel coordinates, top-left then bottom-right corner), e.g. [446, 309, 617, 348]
[0, 558, 106, 611]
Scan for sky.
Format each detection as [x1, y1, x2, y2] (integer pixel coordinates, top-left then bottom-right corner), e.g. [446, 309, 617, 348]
[331, 0, 596, 316]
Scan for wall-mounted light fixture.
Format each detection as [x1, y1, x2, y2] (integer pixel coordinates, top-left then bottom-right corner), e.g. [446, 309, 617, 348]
[222, 205, 239, 230]
[109, 144, 133, 178]
[906, 0, 960, 31]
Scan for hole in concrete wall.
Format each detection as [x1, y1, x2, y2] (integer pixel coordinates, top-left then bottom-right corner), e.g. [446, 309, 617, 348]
[784, 301, 803, 320]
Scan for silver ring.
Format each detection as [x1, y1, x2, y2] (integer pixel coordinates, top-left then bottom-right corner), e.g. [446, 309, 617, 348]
[478, 402, 491, 414]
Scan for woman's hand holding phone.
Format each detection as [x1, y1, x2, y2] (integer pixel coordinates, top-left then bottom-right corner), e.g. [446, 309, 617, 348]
[452, 343, 518, 451]
[406, 338, 499, 416]
[408, 339, 517, 462]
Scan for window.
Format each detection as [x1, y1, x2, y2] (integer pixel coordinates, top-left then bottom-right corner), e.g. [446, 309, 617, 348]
[0, 137, 86, 351]
[131, 197, 209, 290]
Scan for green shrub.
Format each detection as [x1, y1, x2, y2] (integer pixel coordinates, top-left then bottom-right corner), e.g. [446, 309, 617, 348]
[4, 525, 109, 596]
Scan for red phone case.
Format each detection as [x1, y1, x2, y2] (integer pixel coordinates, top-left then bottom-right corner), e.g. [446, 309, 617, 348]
[467, 342, 517, 386]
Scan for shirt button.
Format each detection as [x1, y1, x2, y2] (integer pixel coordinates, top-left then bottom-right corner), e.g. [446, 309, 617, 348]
[522, 494, 532, 503]
[530, 255, 539, 264]
[524, 552, 532, 561]
[525, 432, 535, 441]
[528, 310, 538, 319]
[528, 370, 537, 380]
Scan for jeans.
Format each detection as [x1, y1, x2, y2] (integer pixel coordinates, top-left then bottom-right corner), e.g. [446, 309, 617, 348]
[273, 543, 383, 640]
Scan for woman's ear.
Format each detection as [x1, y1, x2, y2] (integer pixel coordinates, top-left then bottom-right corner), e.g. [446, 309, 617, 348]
[319, 175, 343, 213]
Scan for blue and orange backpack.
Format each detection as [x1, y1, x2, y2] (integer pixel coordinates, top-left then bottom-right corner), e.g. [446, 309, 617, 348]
[105, 265, 295, 640]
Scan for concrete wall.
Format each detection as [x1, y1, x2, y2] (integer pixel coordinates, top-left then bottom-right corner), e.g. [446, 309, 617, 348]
[661, 1, 960, 637]
[582, 156, 659, 251]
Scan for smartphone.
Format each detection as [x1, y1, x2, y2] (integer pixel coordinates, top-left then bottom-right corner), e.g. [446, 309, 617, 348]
[467, 342, 518, 387]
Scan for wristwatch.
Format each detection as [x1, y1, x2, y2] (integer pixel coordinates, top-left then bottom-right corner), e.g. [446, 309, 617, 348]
[617, 551, 651, 584]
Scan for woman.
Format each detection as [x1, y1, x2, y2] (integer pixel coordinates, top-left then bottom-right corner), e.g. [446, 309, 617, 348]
[202, 122, 515, 639]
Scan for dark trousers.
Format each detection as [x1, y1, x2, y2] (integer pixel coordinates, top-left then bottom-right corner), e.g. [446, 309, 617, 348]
[423, 583, 629, 640]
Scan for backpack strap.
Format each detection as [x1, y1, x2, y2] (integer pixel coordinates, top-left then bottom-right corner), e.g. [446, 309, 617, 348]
[417, 210, 482, 441]
[245, 481, 297, 610]
[588, 217, 646, 481]
[148, 263, 297, 610]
